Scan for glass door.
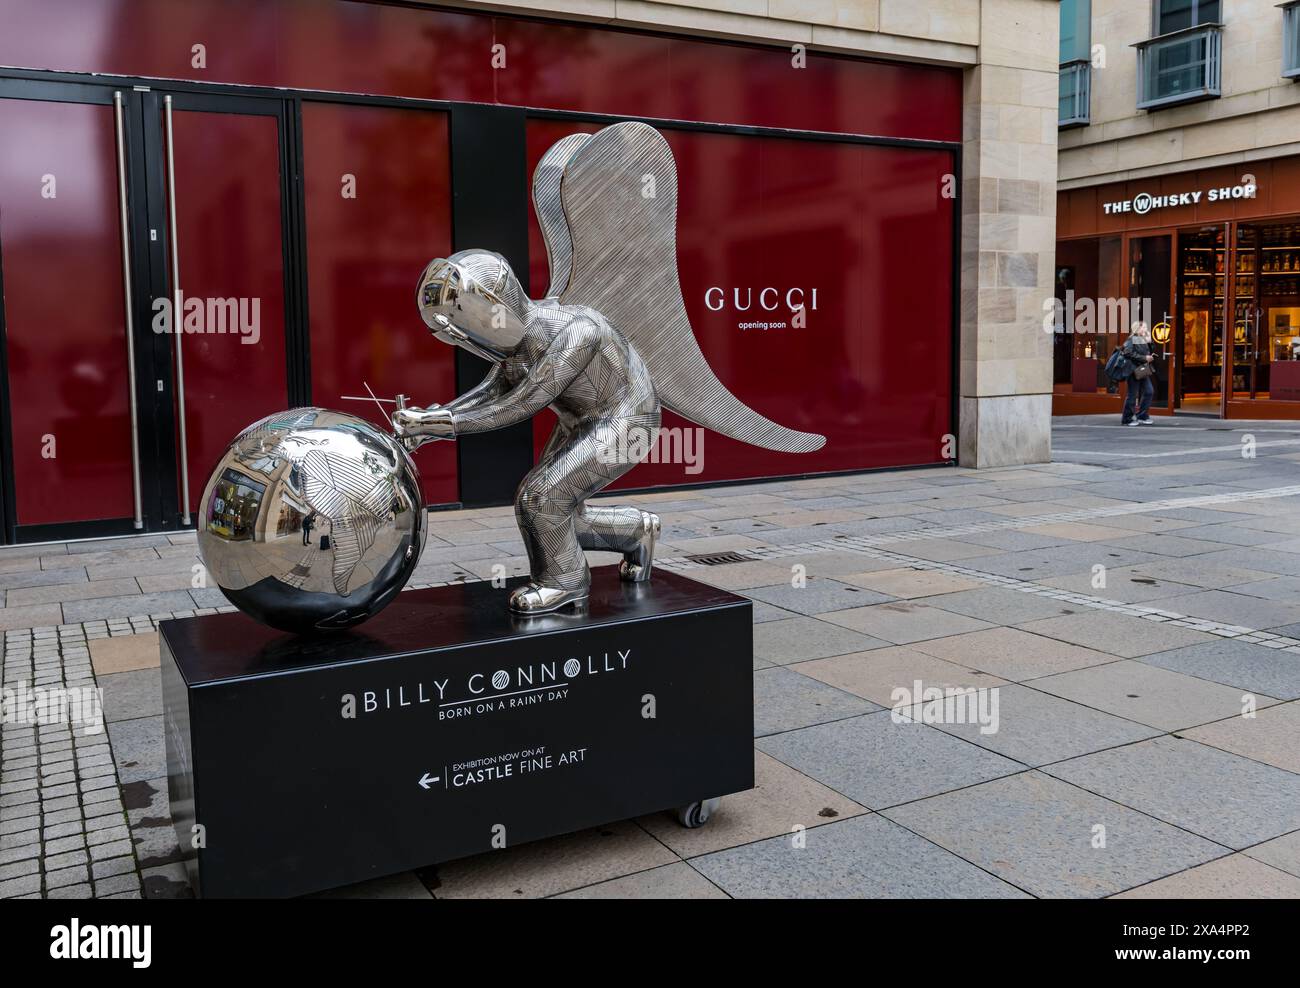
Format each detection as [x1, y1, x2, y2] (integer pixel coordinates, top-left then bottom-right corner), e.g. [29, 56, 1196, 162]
[1176, 226, 1227, 414]
[1130, 234, 1173, 411]
[144, 90, 294, 526]
[1232, 220, 1300, 404]
[0, 82, 298, 542]
[0, 81, 159, 542]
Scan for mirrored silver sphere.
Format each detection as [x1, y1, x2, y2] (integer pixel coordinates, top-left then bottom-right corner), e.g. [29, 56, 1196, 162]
[197, 408, 427, 634]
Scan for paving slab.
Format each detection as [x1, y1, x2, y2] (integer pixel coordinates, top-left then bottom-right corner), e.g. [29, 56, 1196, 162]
[89, 634, 160, 675]
[1242, 831, 1300, 879]
[882, 771, 1226, 899]
[556, 862, 728, 899]
[635, 751, 866, 859]
[98, 669, 163, 724]
[5, 578, 141, 608]
[63, 592, 199, 625]
[1227, 576, 1300, 601]
[691, 813, 1029, 899]
[1043, 736, 1300, 849]
[1016, 611, 1215, 659]
[932, 684, 1160, 767]
[790, 646, 1006, 708]
[1028, 659, 1276, 731]
[1140, 639, 1300, 701]
[752, 667, 880, 738]
[1182, 700, 1300, 774]
[1113, 853, 1300, 898]
[911, 627, 1117, 682]
[430, 821, 676, 899]
[106, 716, 165, 785]
[819, 601, 994, 645]
[744, 579, 892, 615]
[835, 567, 984, 599]
[921, 586, 1083, 625]
[756, 711, 1023, 810]
[1142, 590, 1300, 631]
[753, 616, 887, 665]
[0, 604, 63, 632]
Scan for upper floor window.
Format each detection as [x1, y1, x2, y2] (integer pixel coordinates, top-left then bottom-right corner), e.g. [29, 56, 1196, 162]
[1155, 0, 1221, 34]
[1060, 0, 1092, 127]
[1135, 0, 1223, 110]
[1061, 0, 1092, 63]
[1285, 1, 1300, 79]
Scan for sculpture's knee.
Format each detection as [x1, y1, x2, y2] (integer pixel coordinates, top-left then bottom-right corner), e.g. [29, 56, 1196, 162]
[515, 477, 547, 520]
[517, 472, 572, 521]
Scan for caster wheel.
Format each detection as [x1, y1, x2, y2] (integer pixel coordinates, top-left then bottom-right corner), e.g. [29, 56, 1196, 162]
[676, 797, 721, 829]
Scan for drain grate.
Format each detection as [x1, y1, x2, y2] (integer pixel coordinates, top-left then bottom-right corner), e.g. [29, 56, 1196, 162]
[685, 550, 755, 566]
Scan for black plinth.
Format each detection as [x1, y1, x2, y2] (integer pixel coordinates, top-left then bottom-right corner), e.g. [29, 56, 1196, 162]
[161, 567, 753, 898]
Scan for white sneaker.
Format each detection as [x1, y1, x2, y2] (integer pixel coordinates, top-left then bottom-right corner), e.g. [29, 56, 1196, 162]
[1126, 420, 1140, 427]
[1137, 417, 1153, 425]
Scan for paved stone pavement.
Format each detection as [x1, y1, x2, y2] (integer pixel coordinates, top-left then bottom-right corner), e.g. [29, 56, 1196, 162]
[3, 415, 1300, 899]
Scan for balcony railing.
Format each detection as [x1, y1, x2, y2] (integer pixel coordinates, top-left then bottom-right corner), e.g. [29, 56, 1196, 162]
[1059, 59, 1091, 127]
[1284, 2, 1300, 79]
[1134, 23, 1223, 110]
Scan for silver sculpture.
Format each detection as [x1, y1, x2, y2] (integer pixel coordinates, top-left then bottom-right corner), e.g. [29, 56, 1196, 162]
[197, 408, 426, 633]
[393, 122, 824, 614]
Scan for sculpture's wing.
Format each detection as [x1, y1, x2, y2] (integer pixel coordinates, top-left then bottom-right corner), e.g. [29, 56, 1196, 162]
[532, 132, 593, 299]
[553, 121, 825, 454]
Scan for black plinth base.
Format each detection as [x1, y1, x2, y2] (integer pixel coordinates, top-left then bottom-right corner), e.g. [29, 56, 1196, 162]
[161, 567, 754, 898]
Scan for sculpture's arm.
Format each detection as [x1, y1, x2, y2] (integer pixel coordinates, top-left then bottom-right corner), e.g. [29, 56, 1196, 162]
[450, 322, 596, 435]
[390, 364, 507, 448]
[444, 363, 507, 415]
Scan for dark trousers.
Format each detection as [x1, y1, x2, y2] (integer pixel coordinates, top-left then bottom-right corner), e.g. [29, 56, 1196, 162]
[1122, 374, 1154, 423]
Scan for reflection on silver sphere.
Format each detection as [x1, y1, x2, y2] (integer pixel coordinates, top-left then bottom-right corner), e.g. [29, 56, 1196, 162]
[197, 408, 427, 634]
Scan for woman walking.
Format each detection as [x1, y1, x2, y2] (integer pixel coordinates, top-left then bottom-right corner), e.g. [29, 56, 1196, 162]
[1120, 321, 1156, 426]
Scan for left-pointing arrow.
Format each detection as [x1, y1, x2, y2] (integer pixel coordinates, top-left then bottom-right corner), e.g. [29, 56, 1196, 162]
[419, 772, 439, 790]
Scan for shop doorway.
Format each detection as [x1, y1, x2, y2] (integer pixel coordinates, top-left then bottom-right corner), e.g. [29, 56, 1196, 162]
[1129, 234, 1173, 412]
[0, 80, 297, 543]
[1175, 225, 1228, 415]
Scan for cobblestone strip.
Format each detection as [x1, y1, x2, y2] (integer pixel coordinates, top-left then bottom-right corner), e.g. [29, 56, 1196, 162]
[0, 628, 142, 899]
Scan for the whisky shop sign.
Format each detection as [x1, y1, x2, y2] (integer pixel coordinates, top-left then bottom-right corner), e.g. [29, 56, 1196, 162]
[1102, 179, 1257, 216]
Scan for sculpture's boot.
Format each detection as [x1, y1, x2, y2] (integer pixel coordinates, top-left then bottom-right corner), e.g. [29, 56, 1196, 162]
[618, 510, 660, 583]
[509, 581, 590, 614]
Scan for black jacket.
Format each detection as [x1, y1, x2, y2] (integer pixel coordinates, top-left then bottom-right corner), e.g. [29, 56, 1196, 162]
[1122, 340, 1155, 378]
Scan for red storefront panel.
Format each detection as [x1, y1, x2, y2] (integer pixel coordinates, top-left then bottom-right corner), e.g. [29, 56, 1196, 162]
[301, 101, 458, 506]
[526, 121, 956, 487]
[168, 107, 289, 516]
[0, 0, 961, 142]
[0, 97, 137, 526]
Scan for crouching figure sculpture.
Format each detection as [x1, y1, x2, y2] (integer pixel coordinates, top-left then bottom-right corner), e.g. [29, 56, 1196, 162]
[393, 122, 825, 614]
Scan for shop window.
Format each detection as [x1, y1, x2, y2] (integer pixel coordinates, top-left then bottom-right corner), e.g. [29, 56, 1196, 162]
[1232, 221, 1300, 402]
[1059, 0, 1092, 127]
[1135, 1, 1222, 110]
[1285, 1, 1300, 80]
[1054, 236, 1128, 397]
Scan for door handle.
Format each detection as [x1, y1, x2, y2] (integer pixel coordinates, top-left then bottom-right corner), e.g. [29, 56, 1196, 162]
[163, 95, 192, 525]
[113, 92, 144, 531]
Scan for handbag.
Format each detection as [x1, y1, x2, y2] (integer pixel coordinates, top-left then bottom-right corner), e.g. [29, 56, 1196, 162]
[1132, 362, 1153, 380]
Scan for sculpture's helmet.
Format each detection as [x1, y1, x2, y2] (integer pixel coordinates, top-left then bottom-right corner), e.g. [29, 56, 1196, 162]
[416, 250, 528, 361]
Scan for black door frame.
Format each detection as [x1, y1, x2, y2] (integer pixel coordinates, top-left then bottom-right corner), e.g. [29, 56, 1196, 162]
[0, 78, 166, 544]
[137, 87, 304, 529]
